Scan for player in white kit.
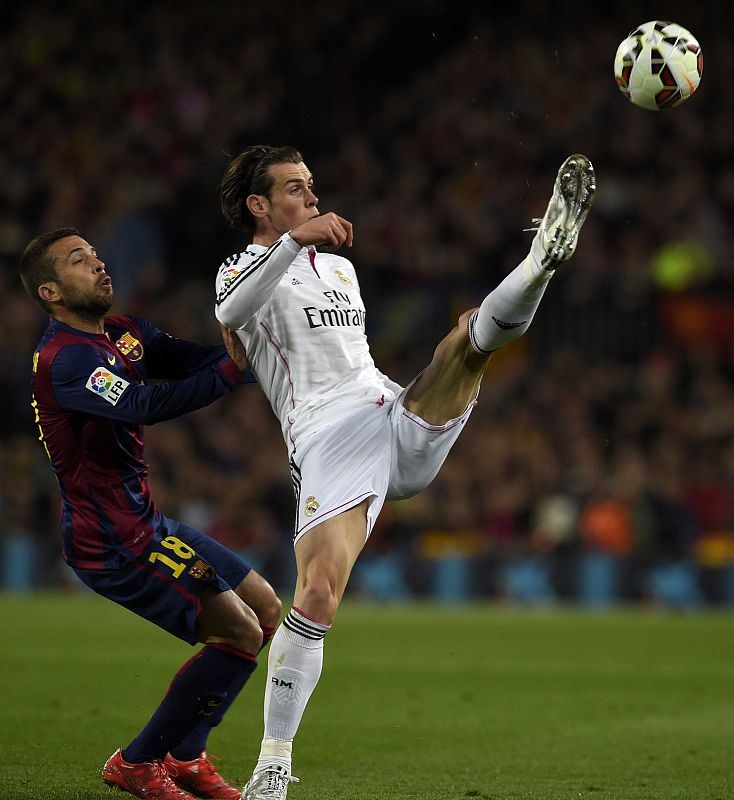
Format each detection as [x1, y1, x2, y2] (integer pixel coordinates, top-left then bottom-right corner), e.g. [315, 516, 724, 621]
[214, 145, 595, 799]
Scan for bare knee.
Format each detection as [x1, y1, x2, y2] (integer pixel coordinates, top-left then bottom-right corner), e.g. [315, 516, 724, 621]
[227, 606, 264, 653]
[260, 591, 283, 629]
[198, 590, 264, 654]
[296, 574, 340, 625]
[234, 571, 283, 629]
[441, 308, 487, 367]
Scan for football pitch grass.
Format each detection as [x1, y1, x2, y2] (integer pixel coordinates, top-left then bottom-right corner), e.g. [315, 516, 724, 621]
[1, 594, 733, 800]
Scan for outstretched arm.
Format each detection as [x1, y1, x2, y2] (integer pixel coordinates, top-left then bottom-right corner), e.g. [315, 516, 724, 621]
[123, 316, 255, 383]
[50, 342, 245, 426]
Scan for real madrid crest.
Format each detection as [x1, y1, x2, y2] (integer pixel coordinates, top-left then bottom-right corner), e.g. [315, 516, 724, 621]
[304, 496, 320, 517]
[334, 270, 354, 288]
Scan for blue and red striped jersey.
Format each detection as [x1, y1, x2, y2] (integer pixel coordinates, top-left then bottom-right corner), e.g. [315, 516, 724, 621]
[31, 314, 252, 569]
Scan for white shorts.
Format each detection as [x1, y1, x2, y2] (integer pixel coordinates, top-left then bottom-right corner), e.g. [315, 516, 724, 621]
[289, 385, 476, 544]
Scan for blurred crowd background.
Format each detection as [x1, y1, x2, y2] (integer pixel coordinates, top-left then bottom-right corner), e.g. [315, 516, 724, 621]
[2, 0, 734, 608]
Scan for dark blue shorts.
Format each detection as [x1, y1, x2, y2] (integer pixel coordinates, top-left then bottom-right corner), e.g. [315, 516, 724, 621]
[74, 514, 251, 645]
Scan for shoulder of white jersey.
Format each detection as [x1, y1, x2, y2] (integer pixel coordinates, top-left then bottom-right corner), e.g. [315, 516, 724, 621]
[215, 240, 281, 303]
[319, 251, 357, 271]
[319, 252, 360, 287]
[218, 247, 259, 274]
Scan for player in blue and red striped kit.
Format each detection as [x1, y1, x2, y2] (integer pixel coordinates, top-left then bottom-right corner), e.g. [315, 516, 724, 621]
[20, 227, 282, 800]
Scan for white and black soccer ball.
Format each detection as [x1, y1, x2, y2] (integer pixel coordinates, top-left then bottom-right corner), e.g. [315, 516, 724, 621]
[614, 20, 702, 110]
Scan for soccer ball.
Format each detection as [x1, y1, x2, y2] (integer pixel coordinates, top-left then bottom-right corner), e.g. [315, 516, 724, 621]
[614, 20, 702, 110]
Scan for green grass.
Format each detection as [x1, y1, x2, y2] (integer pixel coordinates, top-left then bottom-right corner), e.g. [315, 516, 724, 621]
[1, 594, 733, 799]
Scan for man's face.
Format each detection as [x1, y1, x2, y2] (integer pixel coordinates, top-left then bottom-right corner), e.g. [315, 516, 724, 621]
[258, 162, 320, 236]
[46, 236, 114, 316]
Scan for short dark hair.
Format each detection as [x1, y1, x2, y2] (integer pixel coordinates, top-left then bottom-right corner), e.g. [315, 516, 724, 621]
[219, 145, 304, 238]
[20, 227, 81, 313]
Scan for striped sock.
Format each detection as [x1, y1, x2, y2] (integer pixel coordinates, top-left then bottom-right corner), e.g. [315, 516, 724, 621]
[254, 608, 330, 773]
[282, 607, 330, 641]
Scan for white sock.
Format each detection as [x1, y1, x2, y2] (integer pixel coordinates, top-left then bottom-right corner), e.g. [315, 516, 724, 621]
[254, 607, 330, 773]
[469, 233, 553, 354]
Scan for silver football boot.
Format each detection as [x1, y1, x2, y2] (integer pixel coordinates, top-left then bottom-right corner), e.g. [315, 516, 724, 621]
[531, 154, 596, 269]
[241, 765, 299, 800]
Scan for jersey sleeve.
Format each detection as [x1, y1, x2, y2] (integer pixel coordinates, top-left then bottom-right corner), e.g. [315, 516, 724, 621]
[50, 341, 243, 425]
[129, 317, 256, 383]
[215, 233, 302, 329]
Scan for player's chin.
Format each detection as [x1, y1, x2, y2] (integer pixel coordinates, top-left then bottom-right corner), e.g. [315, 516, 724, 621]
[99, 289, 115, 310]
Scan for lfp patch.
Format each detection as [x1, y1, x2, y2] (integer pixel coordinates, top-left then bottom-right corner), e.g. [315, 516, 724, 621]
[221, 266, 243, 286]
[85, 367, 130, 406]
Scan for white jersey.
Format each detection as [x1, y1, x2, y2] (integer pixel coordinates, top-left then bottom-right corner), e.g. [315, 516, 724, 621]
[215, 232, 403, 448]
